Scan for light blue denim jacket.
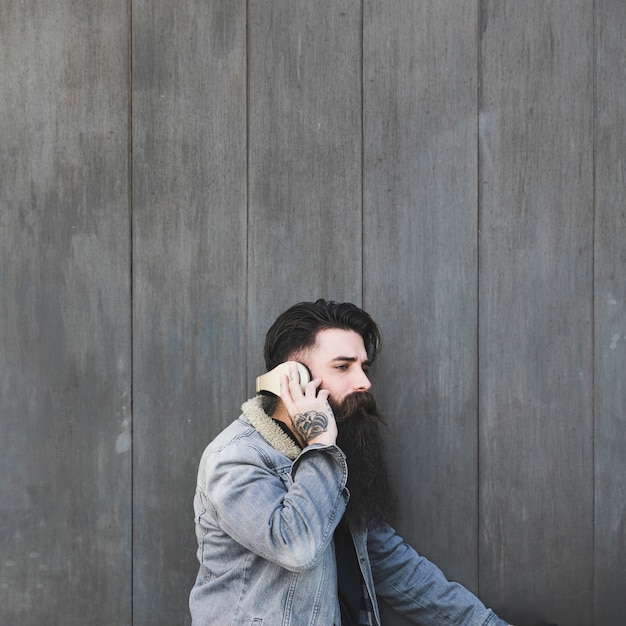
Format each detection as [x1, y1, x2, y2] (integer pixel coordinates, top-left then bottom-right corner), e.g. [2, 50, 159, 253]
[190, 398, 508, 626]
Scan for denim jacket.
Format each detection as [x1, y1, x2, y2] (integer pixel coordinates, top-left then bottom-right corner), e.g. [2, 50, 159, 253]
[190, 397, 508, 626]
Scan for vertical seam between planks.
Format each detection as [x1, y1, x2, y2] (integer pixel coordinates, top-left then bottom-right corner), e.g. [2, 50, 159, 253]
[475, 0, 482, 598]
[126, 0, 134, 622]
[245, 0, 250, 391]
[591, 0, 597, 621]
[360, 0, 365, 307]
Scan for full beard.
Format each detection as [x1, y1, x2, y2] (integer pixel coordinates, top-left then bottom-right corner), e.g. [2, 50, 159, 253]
[330, 392, 397, 531]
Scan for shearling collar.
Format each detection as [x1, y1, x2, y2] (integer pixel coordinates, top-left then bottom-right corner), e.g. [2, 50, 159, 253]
[241, 396, 302, 460]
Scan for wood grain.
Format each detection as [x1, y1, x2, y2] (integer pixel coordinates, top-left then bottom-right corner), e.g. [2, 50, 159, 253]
[593, 0, 626, 622]
[246, 0, 364, 381]
[363, 5, 480, 624]
[478, 2, 594, 623]
[0, 1, 131, 624]
[131, 1, 247, 623]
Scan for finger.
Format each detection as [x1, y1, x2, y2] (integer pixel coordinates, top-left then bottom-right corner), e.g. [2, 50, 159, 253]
[303, 377, 323, 397]
[279, 372, 294, 405]
[288, 371, 305, 399]
[315, 387, 329, 403]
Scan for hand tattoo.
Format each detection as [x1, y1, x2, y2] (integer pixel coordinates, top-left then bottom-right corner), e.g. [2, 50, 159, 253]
[293, 410, 329, 443]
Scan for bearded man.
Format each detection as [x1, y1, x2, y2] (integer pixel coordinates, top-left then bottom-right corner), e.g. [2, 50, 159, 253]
[189, 300, 512, 626]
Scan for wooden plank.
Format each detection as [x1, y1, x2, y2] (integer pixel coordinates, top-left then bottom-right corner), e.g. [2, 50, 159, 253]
[0, 2, 131, 625]
[363, 2, 480, 623]
[247, 0, 363, 379]
[478, 2, 594, 624]
[131, 1, 247, 624]
[594, 0, 626, 622]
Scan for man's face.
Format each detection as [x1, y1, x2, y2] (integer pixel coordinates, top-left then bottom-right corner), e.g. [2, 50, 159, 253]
[301, 328, 372, 404]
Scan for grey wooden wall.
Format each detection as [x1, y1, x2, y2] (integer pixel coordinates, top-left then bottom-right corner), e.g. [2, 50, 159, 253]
[1, 2, 624, 625]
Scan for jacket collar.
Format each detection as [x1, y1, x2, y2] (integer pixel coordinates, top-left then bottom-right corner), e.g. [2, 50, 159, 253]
[241, 396, 302, 460]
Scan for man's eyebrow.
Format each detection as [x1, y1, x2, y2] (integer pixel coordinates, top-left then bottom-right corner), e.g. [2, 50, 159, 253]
[330, 356, 371, 366]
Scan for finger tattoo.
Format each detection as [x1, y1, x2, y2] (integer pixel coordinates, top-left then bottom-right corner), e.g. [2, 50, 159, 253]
[293, 410, 328, 442]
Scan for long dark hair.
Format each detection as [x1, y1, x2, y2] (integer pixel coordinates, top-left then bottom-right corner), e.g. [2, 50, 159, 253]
[264, 299, 382, 370]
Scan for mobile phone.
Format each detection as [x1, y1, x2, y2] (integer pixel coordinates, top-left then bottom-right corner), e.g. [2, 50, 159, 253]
[255, 362, 311, 396]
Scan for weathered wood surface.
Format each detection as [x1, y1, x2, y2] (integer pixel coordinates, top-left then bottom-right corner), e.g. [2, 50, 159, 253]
[363, 2, 480, 623]
[1, 2, 625, 625]
[246, 0, 364, 380]
[131, 1, 247, 623]
[0, 1, 132, 624]
[478, 2, 594, 624]
[593, 0, 626, 622]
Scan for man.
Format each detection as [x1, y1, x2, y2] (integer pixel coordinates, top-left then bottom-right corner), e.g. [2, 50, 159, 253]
[190, 299, 512, 625]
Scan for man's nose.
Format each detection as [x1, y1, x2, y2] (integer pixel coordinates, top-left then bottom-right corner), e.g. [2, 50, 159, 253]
[354, 370, 371, 392]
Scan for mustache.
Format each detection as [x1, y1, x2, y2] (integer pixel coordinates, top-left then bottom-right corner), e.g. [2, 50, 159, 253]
[330, 391, 382, 423]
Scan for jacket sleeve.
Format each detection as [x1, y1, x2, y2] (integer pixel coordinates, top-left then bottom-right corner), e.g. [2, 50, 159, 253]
[367, 524, 509, 626]
[200, 439, 349, 572]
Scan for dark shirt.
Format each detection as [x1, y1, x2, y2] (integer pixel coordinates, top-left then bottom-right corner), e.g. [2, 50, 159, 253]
[335, 518, 363, 626]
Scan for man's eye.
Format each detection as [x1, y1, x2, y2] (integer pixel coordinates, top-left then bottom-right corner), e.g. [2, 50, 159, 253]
[336, 365, 348, 371]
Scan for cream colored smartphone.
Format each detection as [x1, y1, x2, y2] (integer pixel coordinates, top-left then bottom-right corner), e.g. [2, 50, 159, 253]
[255, 362, 311, 396]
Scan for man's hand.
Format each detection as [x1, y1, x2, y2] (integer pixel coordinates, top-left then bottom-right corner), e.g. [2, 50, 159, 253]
[279, 362, 338, 446]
